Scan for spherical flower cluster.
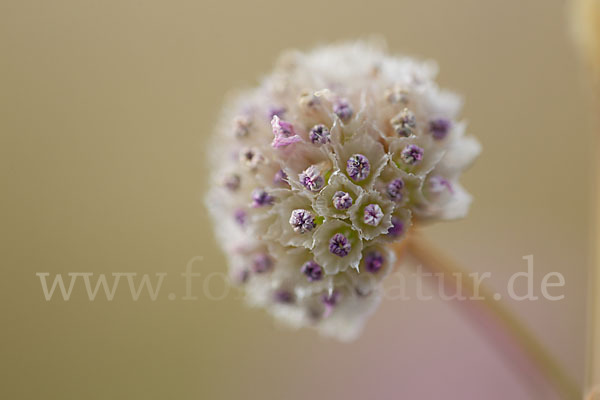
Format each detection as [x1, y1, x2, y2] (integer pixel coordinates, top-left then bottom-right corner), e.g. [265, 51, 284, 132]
[205, 41, 480, 341]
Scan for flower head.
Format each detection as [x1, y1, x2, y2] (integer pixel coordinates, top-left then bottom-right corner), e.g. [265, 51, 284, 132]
[206, 41, 480, 340]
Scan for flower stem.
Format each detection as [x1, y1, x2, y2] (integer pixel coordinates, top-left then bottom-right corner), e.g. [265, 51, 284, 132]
[399, 232, 582, 400]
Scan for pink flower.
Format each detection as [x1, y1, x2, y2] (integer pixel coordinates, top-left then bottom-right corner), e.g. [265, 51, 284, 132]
[271, 115, 302, 148]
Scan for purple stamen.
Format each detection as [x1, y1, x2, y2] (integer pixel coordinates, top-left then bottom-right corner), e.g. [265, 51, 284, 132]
[429, 118, 451, 140]
[322, 290, 341, 317]
[239, 148, 263, 169]
[223, 174, 240, 191]
[386, 87, 409, 104]
[329, 233, 351, 257]
[322, 290, 341, 307]
[271, 115, 302, 148]
[268, 106, 286, 120]
[334, 99, 353, 122]
[237, 269, 250, 284]
[234, 116, 251, 138]
[299, 165, 325, 192]
[386, 178, 404, 201]
[271, 115, 294, 135]
[252, 189, 274, 207]
[273, 169, 289, 187]
[332, 191, 353, 210]
[300, 260, 323, 282]
[391, 108, 416, 137]
[309, 124, 330, 145]
[252, 253, 273, 273]
[387, 217, 404, 238]
[400, 144, 424, 166]
[364, 251, 384, 273]
[274, 289, 294, 304]
[233, 209, 247, 226]
[289, 209, 316, 234]
[346, 154, 370, 182]
[363, 204, 384, 226]
[429, 175, 454, 194]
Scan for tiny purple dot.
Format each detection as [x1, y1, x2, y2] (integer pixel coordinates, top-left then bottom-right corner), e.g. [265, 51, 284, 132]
[387, 217, 405, 238]
[400, 144, 424, 166]
[322, 290, 341, 307]
[428, 175, 454, 195]
[363, 204, 384, 226]
[309, 124, 330, 145]
[334, 100, 353, 122]
[271, 115, 301, 148]
[252, 189, 274, 207]
[364, 251, 384, 273]
[391, 108, 417, 137]
[299, 166, 325, 192]
[386, 178, 405, 201]
[252, 253, 273, 273]
[273, 169, 289, 187]
[274, 289, 294, 304]
[224, 174, 240, 191]
[237, 269, 250, 284]
[268, 106, 286, 120]
[289, 209, 316, 234]
[429, 118, 451, 140]
[332, 191, 353, 210]
[301, 261, 323, 282]
[346, 154, 370, 182]
[234, 209, 247, 225]
[329, 233, 351, 257]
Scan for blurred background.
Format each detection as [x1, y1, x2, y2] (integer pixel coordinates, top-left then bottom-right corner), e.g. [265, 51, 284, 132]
[0, 0, 595, 399]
